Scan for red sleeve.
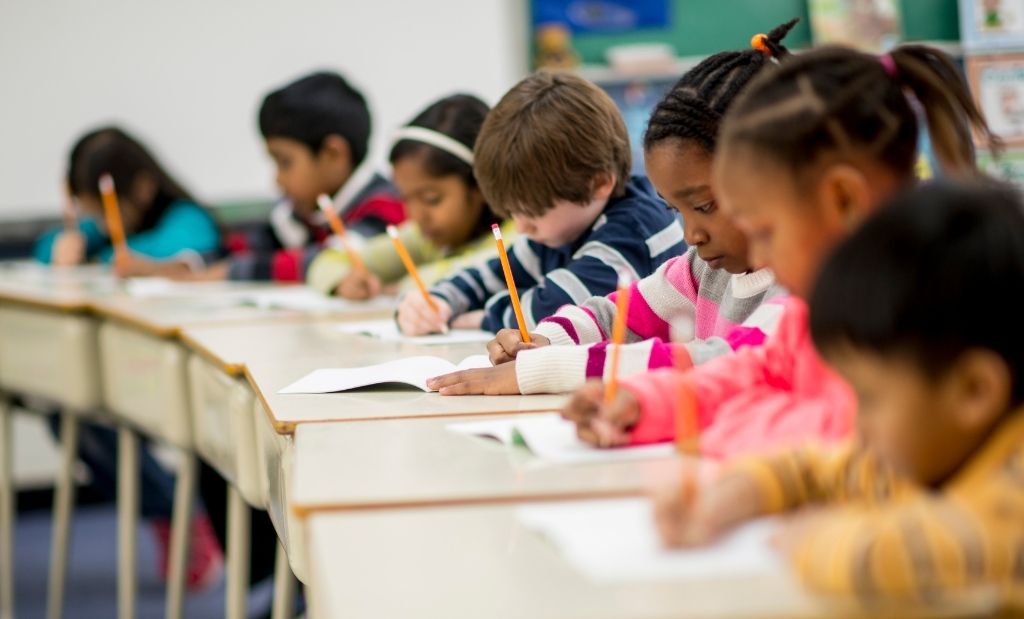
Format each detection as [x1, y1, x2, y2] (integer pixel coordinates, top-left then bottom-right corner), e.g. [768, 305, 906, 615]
[344, 194, 406, 227]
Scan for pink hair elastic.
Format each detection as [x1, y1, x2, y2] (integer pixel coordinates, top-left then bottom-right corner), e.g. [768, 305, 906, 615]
[879, 53, 898, 79]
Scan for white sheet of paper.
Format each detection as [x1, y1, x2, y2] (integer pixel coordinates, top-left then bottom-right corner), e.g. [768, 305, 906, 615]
[517, 498, 781, 584]
[335, 319, 494, 345]
[447, 413, 675, 464]
[241, 288, 396, 313]
[278, 354, 492, 393]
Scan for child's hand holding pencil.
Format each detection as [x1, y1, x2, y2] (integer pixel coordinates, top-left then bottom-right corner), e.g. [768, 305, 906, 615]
[560, 379, 640, 448]
[651, 467, 764, 548]
[487, 328, 550, 365]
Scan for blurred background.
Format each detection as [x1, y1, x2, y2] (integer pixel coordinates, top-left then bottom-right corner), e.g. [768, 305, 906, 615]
[1, 0, 1021, 231]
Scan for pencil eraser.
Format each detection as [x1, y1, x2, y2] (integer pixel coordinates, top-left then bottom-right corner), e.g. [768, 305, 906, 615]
[491, 223, 502, 240]
[316, 194, 333, 212]
[617, 270, 632, 287]
[99, 173, 114, 194]
[387, 225, 399, 239]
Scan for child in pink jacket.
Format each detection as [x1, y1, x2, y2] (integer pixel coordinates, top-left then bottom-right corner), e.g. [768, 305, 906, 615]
[562, 42, 1000, 458]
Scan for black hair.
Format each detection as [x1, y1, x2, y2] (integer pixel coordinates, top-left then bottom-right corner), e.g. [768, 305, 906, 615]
[258, 71, 371, 166]
[643, 18, 798, 154]
[810, 180, 1024, 404]
[67, 126, 198, 233]
[721, 44, 1001, 181]
[389, 94, 489, 189]
[389, 94, 495, 239]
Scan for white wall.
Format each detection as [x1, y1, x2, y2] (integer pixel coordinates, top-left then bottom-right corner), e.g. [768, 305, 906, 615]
[0, 0, 528, 220]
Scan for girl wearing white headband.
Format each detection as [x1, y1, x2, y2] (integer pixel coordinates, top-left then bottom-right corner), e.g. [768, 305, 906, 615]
[307, 94, 511, 299]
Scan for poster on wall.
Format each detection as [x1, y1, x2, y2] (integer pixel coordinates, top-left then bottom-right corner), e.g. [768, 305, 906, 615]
[960, 0, 1024, 51]
[967, 54, 1024, 146]
[809, 0, 902, 52]
[532, 0, 670, 33]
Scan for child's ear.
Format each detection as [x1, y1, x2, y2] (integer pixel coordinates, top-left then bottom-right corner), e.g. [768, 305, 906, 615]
[590, 172, 616, 201]
[320, 134, 353, 173]
[816, 164, 873, 231]
[945, 349, 1012, 432]
[130, 172, 158, 210]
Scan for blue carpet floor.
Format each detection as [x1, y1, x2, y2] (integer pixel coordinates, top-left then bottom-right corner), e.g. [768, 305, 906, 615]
[12, 503, 274, 618]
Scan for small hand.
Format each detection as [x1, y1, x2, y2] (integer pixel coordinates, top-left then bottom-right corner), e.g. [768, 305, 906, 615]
[396, 293, 453, 335]
[487, 328, 550, 365]
[560, 379, 640, 448]
[426, 362, 520, 395]
[335, 267, 382, 300]
[51, 231, 86, 266]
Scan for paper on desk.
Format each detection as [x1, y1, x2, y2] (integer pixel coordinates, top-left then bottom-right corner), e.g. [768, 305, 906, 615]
[278, 354, 492, 393]
[447, 413, 675, 464]
[517, 498, 781, 584]
[124, 278, 249, 298]
[240, 287, 396, 313]
[335, 319, 494, 345]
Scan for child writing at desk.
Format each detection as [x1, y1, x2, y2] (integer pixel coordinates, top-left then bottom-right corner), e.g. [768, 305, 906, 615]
[655, 181, 1024, 602]
[562, 42, 1000, 458]
[34, 126, 221, 275]
[396, 71, 685, 335]
[307, 94, 511, 299]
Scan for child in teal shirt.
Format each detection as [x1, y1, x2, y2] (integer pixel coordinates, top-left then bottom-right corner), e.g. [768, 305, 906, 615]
[34, 126, 220, 274]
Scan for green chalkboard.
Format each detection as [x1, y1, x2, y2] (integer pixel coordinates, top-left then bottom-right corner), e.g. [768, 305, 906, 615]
[556, 0, 960, 65]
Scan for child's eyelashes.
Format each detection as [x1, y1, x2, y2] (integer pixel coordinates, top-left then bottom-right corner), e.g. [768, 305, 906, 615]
[694, 200, 717, 214]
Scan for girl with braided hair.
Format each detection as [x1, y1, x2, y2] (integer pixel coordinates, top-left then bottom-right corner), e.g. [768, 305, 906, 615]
[427, 20, 797, 397]
[562, 38, 1000, 456]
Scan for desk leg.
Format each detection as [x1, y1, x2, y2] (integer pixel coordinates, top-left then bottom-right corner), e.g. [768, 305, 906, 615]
[165, 452, 196, 619]
[46, 413, 79, 619]
[226, 486, 250, 619]
[117, 427, 138, 619]
[271, 540, 296, 619]
[0, 398, 13, 619]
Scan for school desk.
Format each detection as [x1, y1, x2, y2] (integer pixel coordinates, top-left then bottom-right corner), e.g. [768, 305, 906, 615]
[181, 319, 392, 619]
[88, 291, 333, 619]
[304, 503, 1003, 619]
[0, 264, 113, 619]
[178, 318, 569, 581]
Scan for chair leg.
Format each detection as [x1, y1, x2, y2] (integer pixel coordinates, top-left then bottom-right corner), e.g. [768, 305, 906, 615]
[0, 399, 14, 619]
[271, 540, 297, 619]
[165, 452, 197, 619]
[225, 486, 250, 619]
[116, 427, 139, 619]
[46, 413, 79, 619]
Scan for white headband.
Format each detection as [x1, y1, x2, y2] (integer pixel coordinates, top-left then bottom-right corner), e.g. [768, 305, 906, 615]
[391, 126, 474, 165]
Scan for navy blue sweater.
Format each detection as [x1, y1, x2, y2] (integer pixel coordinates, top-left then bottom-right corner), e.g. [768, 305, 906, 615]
[430, 176, 686, 333]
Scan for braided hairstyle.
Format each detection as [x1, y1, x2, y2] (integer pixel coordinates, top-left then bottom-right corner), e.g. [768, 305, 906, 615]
[720, 44, 1002, 180]
[643, 18, 799, 154]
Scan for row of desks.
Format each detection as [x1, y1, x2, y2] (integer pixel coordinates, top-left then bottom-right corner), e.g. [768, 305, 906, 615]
[0, 264, 999, 618]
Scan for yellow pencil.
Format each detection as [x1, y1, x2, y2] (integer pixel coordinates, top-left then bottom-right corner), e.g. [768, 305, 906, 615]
[604, 271, 632, 405]
[317, 194, 365, 271]
[671, 318, 700, 455]
[98, 173, 128, 265]
[388, 225, 447, 333]
[491, 223, 531, 343]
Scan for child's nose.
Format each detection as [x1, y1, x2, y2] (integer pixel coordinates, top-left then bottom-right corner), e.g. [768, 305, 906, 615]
[683, 225, 707, 247]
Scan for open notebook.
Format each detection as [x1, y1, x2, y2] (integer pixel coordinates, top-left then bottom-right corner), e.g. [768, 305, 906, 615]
[279, 355, 492, 393]
[335, 319, 494, 345]
[517, 498, 781, 584]
[447, 413, 675, 464]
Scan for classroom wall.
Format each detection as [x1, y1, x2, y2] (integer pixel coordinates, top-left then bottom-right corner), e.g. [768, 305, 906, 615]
[0, 0, 529, 220]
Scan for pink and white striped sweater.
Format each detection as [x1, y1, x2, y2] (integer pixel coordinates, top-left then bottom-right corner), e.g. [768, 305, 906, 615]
[515, 248, 787, 394]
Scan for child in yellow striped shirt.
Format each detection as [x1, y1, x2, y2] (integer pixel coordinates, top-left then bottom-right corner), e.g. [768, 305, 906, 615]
[654, 180, 1024, 603]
